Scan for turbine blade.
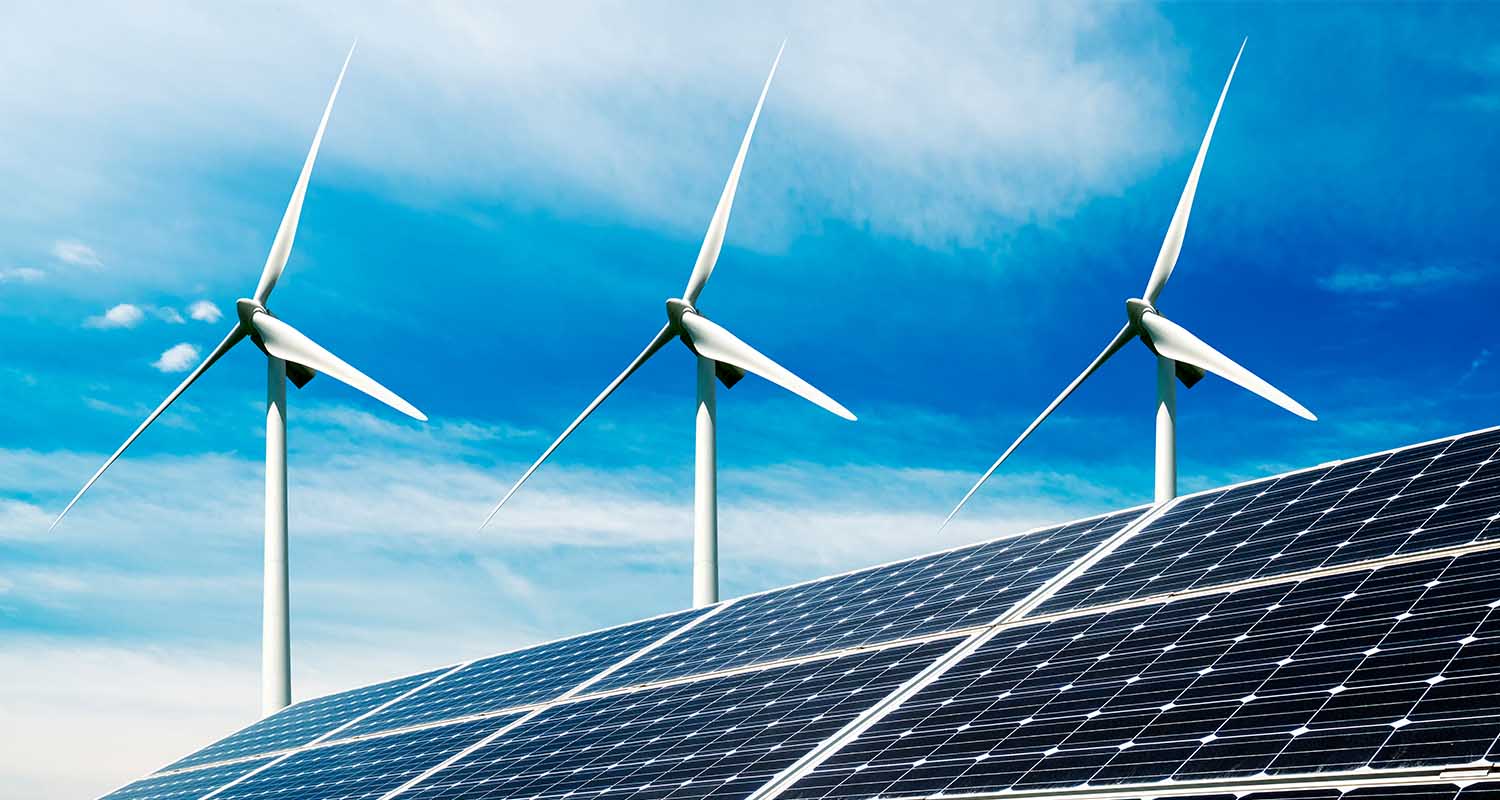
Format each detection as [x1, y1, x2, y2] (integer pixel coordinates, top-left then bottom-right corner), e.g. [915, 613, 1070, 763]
[1141, 39, 1245, 305]
[51, 326, 246, 530]
[252, 43, 356, 304]
[678, 310, 855, 421]
[940, 323, 1136, 532]
[1138, 310, 1316, 421]
[249, 311, 426, 421]
[681, 42, 785, 305]
[479, 324, 676, 530]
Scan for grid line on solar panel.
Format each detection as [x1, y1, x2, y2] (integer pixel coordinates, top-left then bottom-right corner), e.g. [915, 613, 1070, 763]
[99, 759, 273, 800]
[1035, 427, 1500, 616]
[329, 606, 710, 741]
[804, 778, 1500, 800]
[778, 544, 1500, 800]
[160, 666, 455, 772]
[594, 508, 1147, 692]
[197, 715, 521, 800]
[389, 638, 956, 800]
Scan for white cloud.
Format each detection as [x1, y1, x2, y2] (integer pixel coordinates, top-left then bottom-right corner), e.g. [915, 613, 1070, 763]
[85, 303, 146, 329]
[155, 307, 186, 324]
[0, 3, 1182, 251]
[52, 239, 103, 267]
[151, 342, 200, 372]
[188, 300, 222, 323]
[0, 267, 44, 283]
[1317, 264, 1477, 294]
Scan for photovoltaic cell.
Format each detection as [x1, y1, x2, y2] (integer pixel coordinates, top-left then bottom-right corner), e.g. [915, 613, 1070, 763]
[164, 668, 449, 771]
[1038, 428, 1500, 615]
[334, 608, 706, 740]
[398, 639, 955, 800]
[208, 715, 517, 800]
[597, 509, 1143, 692]
[783, 548, 1500, 799]
[99, 759, 271, 800]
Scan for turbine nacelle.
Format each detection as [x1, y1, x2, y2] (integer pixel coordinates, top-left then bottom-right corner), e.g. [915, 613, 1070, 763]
[237, 299, 318, 388]
[1124, 298, 1206, 388]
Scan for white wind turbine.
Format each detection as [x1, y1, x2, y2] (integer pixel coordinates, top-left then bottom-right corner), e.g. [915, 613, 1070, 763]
[943, 41, 1314, 530]
[50, 46, 427, 716]
[479, 44, 855, 607]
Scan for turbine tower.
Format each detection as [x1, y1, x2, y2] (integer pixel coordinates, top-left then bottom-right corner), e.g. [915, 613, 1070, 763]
[480, 44, 855, 607]
[943, 41, 1314, 530]
[51, 46, 426, 717]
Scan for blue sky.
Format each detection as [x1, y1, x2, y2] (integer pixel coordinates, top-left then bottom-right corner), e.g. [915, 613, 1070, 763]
[3, 3, 1499, 797]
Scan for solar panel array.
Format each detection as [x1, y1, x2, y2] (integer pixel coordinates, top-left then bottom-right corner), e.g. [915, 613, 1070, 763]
[165, 667, 452, 770]
[332, 609, 706, 740]
[401, 641, 955, 800]
[782, 548, 1500, 798]
[210, 715, 520, 800]
[1039, 428, 1500, 615]
[99, 426, 1500, 800]
[596, 508, 1144, 691]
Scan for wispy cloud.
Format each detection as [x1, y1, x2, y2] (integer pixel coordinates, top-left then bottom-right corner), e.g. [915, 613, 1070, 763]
[52, 240, 103, 267]
[0, 3, 1181, 252]
[85, 303, 146, 329]
[188, 300, 222, 323]
[0, 267, 44, 283]
[1460, 347, 1491, 385]
[155, 307, 186, 324]
[151, 343, 200, 372]
[1317, 264, 1478, 294]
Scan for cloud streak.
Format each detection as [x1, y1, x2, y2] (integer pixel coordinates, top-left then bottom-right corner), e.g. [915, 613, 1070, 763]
[1317, 264, 1478, 294]
[52, 239, 103, 267]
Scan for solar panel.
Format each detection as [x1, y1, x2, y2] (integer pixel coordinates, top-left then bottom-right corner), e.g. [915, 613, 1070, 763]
[596, 509, 1144, 692]
[1038, 428, 1500, 615]
[99, 759, 271, 800]
[397, 639, 956, 800]
[205, 715, 518, 800]
[100, 426, 1500, 800]
[164, 667, 451, 771]
[333, 608, 707, 740]
[781, 546, 1500, 799]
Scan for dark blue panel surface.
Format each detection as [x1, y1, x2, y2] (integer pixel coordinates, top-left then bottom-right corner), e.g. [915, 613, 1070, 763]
[399, 639, 955, 800]
[165, 668, 448, 771]
[1039, 428, 1500, 614]
[335, 609, 704, 740]
[784, 548, 1500, 799]
[100, 759, 270, 800]
[599, 509, 1143, 691]
[209, 715, 515, 800]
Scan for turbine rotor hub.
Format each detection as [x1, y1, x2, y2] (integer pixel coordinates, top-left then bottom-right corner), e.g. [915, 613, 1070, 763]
[235, 298, 267, 331]
[665, 297, 696, 331]
[1124, 297, 1156, 329]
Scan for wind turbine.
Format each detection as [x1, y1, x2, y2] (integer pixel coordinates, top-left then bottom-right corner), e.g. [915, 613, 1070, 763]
[942, 41, 1314, 530]
[50, 45, 427, 717]
[479, 44, 855, 608]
